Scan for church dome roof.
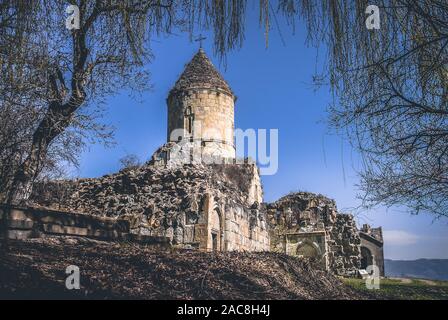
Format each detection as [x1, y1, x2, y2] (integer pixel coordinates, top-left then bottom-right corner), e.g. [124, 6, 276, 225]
[169, 48, 233, 97]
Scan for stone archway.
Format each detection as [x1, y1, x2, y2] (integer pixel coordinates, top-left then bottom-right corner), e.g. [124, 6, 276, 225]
[296, 240, 321, 259]
[360, 246, 373, 269]
[207, 204, 224, 252]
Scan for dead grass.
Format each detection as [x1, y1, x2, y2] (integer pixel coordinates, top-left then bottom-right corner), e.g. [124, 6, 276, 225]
[0, 237, 367, 300]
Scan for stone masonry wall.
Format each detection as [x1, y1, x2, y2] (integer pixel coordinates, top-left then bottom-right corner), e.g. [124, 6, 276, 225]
[223, 203, 269, 251]
[167, 89, 236, 159]
[31, 162, 269, 252]
[263, 192, 361, 276]
[0, 204, 171, 249]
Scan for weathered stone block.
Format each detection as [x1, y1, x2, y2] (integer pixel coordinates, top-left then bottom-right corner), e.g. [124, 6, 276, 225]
[184, 225, 195, 243]
[6, 229, 33, 240]
[43, 224, 89, 236]
[7, 219, 34, 230]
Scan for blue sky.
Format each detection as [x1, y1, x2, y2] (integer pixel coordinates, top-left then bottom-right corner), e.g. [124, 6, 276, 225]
[77, 11, 448, 260]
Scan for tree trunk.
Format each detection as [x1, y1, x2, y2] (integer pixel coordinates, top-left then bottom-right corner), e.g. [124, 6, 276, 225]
[1, 105, 77, 251]
[1, 13, 89, 251]
[7, 105, 75, 204]
[7, 165, 35, 205]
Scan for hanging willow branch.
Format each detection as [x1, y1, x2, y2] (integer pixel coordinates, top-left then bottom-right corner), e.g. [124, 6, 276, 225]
[1, 0, 447, 218]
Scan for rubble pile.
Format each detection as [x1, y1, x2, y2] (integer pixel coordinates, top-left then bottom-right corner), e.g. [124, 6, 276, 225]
[31, 162, 258, 244]
[31, 168, 362, 276]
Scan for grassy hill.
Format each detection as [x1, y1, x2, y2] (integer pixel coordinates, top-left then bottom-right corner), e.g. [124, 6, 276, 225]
[343, 277, 448, 300]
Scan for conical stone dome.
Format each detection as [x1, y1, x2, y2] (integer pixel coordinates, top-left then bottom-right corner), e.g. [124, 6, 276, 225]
[169, 48, 233, 97]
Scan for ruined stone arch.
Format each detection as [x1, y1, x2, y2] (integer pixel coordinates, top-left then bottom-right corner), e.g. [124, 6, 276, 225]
[360, 246, 374, 270]
[207, 200, 224, 251]
[296, 239, 321, 259]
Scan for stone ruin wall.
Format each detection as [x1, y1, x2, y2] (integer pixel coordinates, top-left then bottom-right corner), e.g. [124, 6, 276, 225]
[151, 141, 263, 206]
[223, 202, 269, 251]
[29, 163, 362, 274]
[31, 162, 269, 252]
[263, 192, 361, 276]
[359, 224, 385, 276]
[190, 193, 269, 252]
[0, 205, 130, 241]
[28, 164, 363, 275]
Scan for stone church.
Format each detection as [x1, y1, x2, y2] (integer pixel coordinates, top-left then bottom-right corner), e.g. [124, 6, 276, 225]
[9, 48, 384, 277]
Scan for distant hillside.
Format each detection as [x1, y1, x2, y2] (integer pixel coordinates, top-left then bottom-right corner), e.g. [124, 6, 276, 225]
[385, 259, 448, 281]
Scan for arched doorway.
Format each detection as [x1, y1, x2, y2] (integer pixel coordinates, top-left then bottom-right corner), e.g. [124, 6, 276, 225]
[209, 208, 222, 251]
[296, 240, 320, 259]
[360, 246, 373, 269]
